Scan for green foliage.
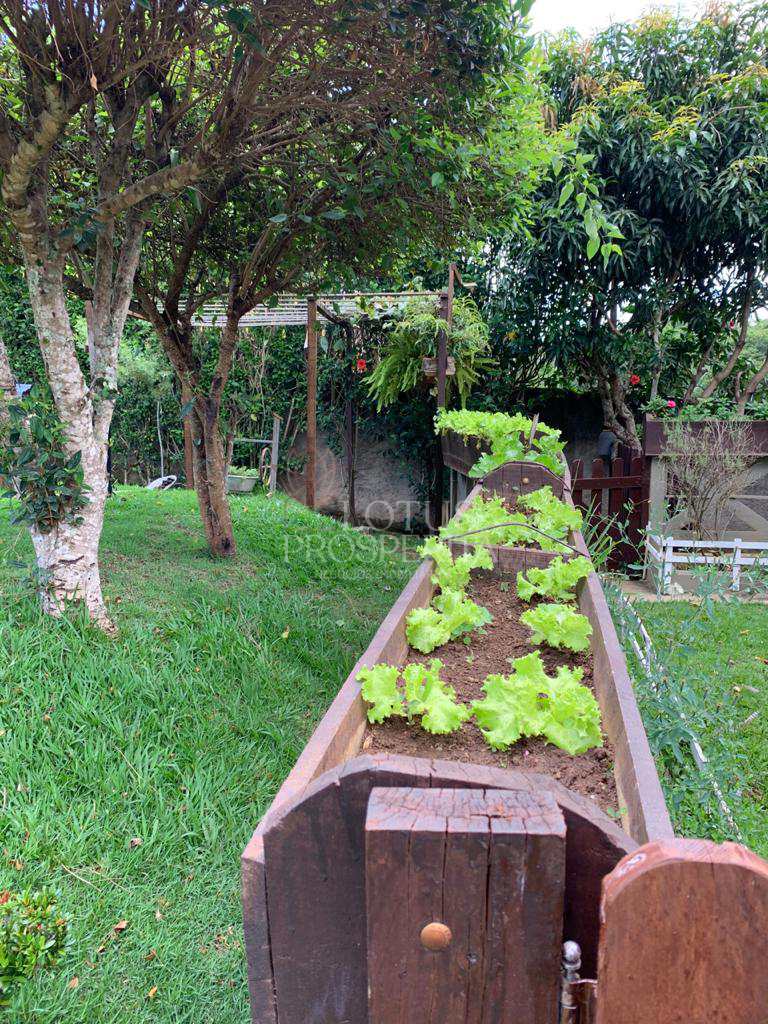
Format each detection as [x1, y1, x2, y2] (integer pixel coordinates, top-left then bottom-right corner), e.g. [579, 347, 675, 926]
[402, 660, 470, 734]
[227, 465, 262, 478]
[441, 486, 581, 552]
[357, 659, 471, 735]
[518, 485, 582, 541]
[521, 603, 593, 652]
[517, 555, 593, 602]
[435, 408, 566, 476]
[405, 606, 452, 654]
[540, 665, 604, 755]
[405, 590, 491, 653]
[471, 651, 602, 754]
[441, 493, 531, 546]
[419, 536, 493, 591]
[432, 587, 493, 637]
[357, 664, 404, 723]
[0, 889, 68, 1007]
[366, 296, 493, 411]
[0, 392, 89, 533]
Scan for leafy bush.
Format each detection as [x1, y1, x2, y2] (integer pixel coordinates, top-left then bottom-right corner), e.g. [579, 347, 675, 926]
[517, 555, 593, 602]
[1, 889, 68, 1007]
[435, 408, 566, 476]
[520, 603, 593, 652]
[0, 392, 89, 533]
[366, 296, 492, 411]
[470, 651, 602, 755]
[227, 465, 262, 478]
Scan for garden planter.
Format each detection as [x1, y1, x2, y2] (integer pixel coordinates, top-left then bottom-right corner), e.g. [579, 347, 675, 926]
[242, 460, 672, 1024]
[226, 474, 257, 493]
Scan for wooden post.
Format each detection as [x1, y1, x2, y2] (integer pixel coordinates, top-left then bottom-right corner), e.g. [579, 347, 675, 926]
[344, 395, 356, 525]
[306, 297, 317, 509]
[268, 413, 281, 497]
[596, 838, 768, 1024]
[436, 265, 455, 410]
[366, 786, 565, 1024]
[732, 537, 742, 591]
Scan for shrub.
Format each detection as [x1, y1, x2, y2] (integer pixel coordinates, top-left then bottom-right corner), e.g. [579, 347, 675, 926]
[663, 420, 757, 539]
[0, 889, 68, 1006]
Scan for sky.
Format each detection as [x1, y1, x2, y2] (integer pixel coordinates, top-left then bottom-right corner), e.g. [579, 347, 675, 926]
[529, 0, 702, 38]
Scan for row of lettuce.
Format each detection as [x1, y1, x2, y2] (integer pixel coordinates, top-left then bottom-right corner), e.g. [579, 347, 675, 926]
[356, 412, 604, 759]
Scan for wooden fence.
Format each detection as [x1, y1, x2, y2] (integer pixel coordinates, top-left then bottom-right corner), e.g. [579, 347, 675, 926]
[569, 450, 648, 572]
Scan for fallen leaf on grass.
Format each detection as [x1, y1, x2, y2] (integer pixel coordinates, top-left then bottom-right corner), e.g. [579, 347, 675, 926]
[113, 920, 129, 934]
[281, 627, 290, 639]
[145, 949, 157, 962]
[129, 837, 143, 849]
[68, 977, 79, 990]
[147, 986, 158, 1000]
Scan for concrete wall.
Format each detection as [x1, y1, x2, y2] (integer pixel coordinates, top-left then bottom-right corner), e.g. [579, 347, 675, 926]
[280, 430, 428, 530]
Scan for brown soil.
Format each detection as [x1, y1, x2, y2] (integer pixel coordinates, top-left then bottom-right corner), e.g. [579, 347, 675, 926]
[366, 571, 618, 814]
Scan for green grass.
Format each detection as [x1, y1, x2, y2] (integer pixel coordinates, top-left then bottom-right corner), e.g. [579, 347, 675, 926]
[0, 487, 415, 1022]
[635, 598, 768, 856]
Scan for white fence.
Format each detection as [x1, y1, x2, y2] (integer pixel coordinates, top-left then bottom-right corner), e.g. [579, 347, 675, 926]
[646, 532, 768, 593]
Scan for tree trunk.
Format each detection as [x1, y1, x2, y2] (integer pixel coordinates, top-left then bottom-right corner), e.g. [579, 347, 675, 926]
[24, 257, 114, 628]
[189, 404, 236, 558]
[596, 366, 642, 454]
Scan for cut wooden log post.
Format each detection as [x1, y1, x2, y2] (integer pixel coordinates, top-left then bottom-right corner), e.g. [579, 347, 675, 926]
[365, 786, 566, 1024]
[596, 838, 768, 1024]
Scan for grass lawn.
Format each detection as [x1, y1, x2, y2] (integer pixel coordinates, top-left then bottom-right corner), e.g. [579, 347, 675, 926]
[0, 486, 415, 1022]
[634, 598, 768, 856]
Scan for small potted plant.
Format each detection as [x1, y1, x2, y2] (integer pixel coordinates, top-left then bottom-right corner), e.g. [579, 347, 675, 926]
[226, 464, 260, 493]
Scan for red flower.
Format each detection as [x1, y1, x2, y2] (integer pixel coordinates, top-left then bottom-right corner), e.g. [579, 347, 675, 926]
[629, 373, 641, 386]
[667, 399, 676, 409]
[355, 358, 367, 373]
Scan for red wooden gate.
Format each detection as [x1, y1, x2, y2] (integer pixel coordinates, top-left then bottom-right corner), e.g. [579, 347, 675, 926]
[569, 448, 648, 572]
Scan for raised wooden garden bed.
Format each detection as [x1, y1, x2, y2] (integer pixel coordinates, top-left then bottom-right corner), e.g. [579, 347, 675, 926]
[242, 457, 675, 1023]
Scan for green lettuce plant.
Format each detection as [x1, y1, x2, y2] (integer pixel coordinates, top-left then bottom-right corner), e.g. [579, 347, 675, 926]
[520, 603, 593, 652]
[471, 651, 602, 755]
[356, 659, 468, 735]
[403, 660, 470, 734]
[356, 664, 405, 722]
[405, 606, 452, 653]
[419, 537, 493, 591]
[517, 556, 593, 603]
[434, 408, 566, 476]
[518, 485, 582, 541]
[440, 493, 531, 547]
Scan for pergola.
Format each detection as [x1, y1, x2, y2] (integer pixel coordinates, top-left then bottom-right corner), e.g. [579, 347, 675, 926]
[193, 266, 467, 511]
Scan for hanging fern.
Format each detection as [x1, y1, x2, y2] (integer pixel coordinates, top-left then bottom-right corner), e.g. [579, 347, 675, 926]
[365, 295, 493, 411]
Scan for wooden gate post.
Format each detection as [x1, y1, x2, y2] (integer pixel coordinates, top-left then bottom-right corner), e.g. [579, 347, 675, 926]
[596, 838, 768, 1024]
[365, 786, 566, 1024]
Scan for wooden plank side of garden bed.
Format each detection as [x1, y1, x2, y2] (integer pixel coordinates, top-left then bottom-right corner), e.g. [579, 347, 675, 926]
[255, 754, 635, 1024]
